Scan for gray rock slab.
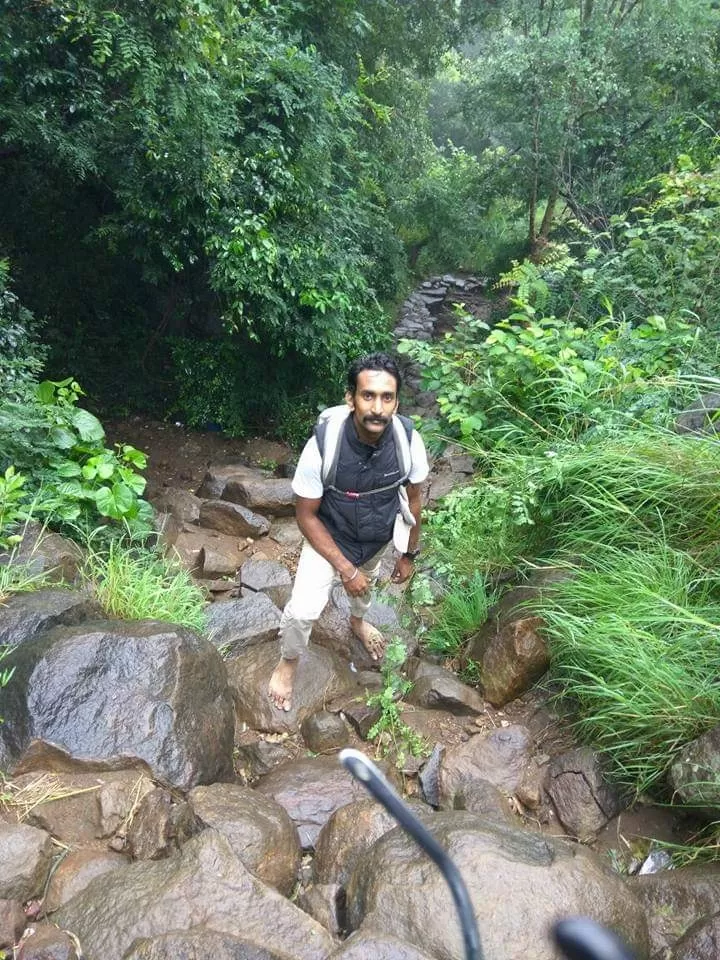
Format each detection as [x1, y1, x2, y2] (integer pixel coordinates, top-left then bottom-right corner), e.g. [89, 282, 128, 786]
[45, 848, 129, 913]
[152, 489, 202, 525]
[0, 588, 103, 648]
[669, 911, 720, 960]
[0, 620, 234, 791]
[205, 594, 281, 655]
[199, 501, 270, 539]
[196, 465, 262, 499]
[326, 931, 437, 960]
[669, 724, 720, 815]
[123, 930, 287, 960]
[0, 524, 84, 584]
[407, 672, 484, 715]
[300, 711, 349, 753]
[56, 831, 333, 960]
[268, 517, 303, 549]
[240, 558, 292, 609]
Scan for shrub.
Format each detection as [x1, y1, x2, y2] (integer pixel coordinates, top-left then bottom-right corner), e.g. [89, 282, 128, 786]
[425, 572, 493, 658]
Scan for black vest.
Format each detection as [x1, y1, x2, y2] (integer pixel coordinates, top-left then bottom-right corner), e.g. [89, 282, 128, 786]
[318, 417, 403, 566]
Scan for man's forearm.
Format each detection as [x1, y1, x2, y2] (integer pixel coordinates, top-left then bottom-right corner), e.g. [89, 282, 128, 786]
[407, 485, 423, 553]
[297, 512, 356, 579]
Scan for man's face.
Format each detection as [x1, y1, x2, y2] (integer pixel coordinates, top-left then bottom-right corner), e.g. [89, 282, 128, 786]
[346, 369, 399, 443]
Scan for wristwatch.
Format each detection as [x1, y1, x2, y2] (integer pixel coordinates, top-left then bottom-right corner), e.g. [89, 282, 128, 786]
[403, 548, 421, 561]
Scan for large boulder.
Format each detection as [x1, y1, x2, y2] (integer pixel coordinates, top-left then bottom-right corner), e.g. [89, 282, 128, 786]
[669, 911, 720, 960]
[668, 724, 720, 815]
[0, 620, 234, 791]
[630, 864, 720, 957]
[45, 849, 128, 913]
[240, 558, 292, 610]
[196, 465, 260, 500]
[152, 489, 202, 525]
[188, 783, 301, 895]
[346, 811, 649, 960]
[123, 931, 287, 960]
[223, 478, 295, 517]
[226, 642, 356, 735]
[675, 392, 720, 435]
[205, 595, 282, 656]
[479, 615, 549, 707]
[254, 755, 385, 849]
[56, 831, 333, 960]
[0, 524, 83, 583]
[0, 589, 103, 648]
[327, 931, 437, 960]
[407, 668, 484, 715]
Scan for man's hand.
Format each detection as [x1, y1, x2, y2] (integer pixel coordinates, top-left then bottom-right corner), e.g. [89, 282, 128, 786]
[390, 555, 415, 584]
[343, 568, 371, 597]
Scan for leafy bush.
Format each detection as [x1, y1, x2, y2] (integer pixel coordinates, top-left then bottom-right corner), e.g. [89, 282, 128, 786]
[82, 539, 207, 632]
[425, 572, 493, 658]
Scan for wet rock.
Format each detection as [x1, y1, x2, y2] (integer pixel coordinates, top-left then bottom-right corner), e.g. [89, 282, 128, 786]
[227, 643, 355, 735]
[338, 699, 380, 740]
[301, 712, 349, 753]
[675, 392, 720, 435]
[188, 783, 301, 895]
[56, 831, 333, 960]
[630, 863, 720, 957]
[0, 525, 84, 584]
[170, 528, 248, 577]
[668, 724, 720, 815]
[233, 739, 295, 784]
[205, 595, 282, 656]
[438, 724, 533, 807]
[0, 898, 26, 949]
[127, 789, 198, 861]
[97, 774, 156, 838]
[17, 922, 79, 959]
[45, 850, 128, 913]
[327, 931, 436, 960]
[199, 501, 271, 539]
[407, 672, 484, 715]
[479, 615, 549, 707]
[669, 911, 720, 959]
[346, 811, 649, 960]
[0, 823, 53, 900]
[240, 558, 292, 609]
[418, 743, 444, 807]
[0, 589, 103, 649]
[6, 771, 150, 846]
[547, 748, 622, 841]
[313, 582, 415, 668]
[223, 478, 295, 517]
[254, 755, 381, 849]
[0, 621, 234, 791]
[268, 518, 303, 549]
[453, 778, 513, 824]
[152, 489, 202, 525]
[296, 883, 344, 935]
[122, 930, 287, 960]
[313, 800, 400, 887]
[196, 465, 260, 500]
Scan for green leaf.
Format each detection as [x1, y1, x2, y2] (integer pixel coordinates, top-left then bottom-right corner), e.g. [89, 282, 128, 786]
[55, 461, 82, 477]
[49, 426, 77, 450]
[95, 482, 135, 519]
[71, 409, 105, 443]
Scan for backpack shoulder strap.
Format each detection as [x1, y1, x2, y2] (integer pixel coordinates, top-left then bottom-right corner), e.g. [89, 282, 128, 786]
[391, 414, 414, 482]
[314, 405, 349, 488]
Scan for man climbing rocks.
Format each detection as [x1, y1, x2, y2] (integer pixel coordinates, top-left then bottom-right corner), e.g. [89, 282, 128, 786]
[268, 352, 430, 712]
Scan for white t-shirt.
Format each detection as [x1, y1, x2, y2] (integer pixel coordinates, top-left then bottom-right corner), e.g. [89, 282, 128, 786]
[292, 419, 430, 499]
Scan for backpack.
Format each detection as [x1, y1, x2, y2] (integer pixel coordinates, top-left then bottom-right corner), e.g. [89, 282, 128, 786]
[313, 405, 414, 494]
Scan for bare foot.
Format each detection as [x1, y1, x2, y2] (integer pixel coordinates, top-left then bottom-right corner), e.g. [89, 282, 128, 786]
[350, 616, 386, 661]
[268, 657, 298, 712]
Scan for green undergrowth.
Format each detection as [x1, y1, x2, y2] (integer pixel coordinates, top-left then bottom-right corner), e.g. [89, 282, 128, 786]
[424, 571, 494, 659]
[366, 637, 428, 767]
[82, 538, 207, 632]
[535, 542, 720, 796]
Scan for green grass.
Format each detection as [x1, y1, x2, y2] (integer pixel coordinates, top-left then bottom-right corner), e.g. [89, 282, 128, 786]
[0, 558, 55, 604]
[425, 572, 493, 658]
[82, 539, 207, 632]
[537, 543, 720, 796]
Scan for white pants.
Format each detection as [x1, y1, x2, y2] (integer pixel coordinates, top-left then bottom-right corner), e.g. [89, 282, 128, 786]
[279, 540, 385, 659]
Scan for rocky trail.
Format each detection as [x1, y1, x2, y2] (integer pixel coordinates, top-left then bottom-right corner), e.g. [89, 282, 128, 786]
[0, 277, 718, 960]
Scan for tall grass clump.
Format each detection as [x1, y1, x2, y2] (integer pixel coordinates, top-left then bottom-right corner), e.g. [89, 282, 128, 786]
[425, 572, 494, 658]
[83, 540, 206, 632]
[539, 543, 720, 796]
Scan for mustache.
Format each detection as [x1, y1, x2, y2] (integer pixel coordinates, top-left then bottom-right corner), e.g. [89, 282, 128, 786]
[363, 415, 389, 424]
